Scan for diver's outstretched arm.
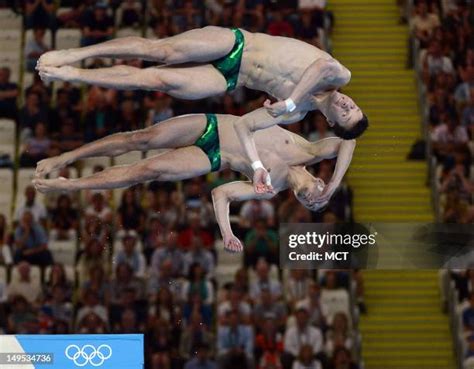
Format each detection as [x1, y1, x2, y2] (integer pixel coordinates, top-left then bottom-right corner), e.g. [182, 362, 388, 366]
[211, 181, 275, 253]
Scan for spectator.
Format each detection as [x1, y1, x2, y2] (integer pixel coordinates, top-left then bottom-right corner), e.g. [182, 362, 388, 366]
[0, 67, 18, 119]
[7, 295, 38, 333]
[118, 0, 142, 28]
[296, 12, 323, 49]
[148, 319, 173, 369]
[254, 286, 287, 330]
[148, 259, 183, 301]
[180, 311, 215, 360]
[428, 87, 457, 126]
[249, 259, 282, 302]
[143, 216, 167, 261]
[0, 214, 13, 266]
[255, 315, 284, 368]
[118, 189, 146, 232]
[178, 211, 214, 251]
[18, 91, 48, 140]
[53, 119, 84, 153]
[83, 94, 117, 142]
[217, 310, 254, 368]
[24, 28, 50, 73]
[50, 194, 79, 240]
[410, 1, 440, 47]
[235, 0, 264, 30]
[296, 282, 326, 328]
[76, 290, 108, 330]
[109, 262, 146, 307]
[239, 199, 275, 229]
[181, 263, 214, 307]
[148, 287, 178, 325]
[431, 114, 469, 158]
[50, 90, 80, 134]
[283, 307, 324, 365]
[77, 239, 109, 283]
[183, 236, 215, 277]
[85, 192, 113, 226]
[218, 286, 252, 325]
[42, 284, 74, 324]
[455, 66, 474, 109]
[150, 230, 184, 278]
[331, 347, 359, 369]
[14, 211, 52, 266]
[114, 232, 147, 278]
[184, 343, 217, 369]
[81, 3, 115, 47]
[24, 0, 56, 29]
[20, 122, 52, 167]
[80, 265, 110, 305]
[422, 40, 454, 85]
[7, 261, 42, 304]
[284, 270, 313, 308]
[292, 345, 322, 369]
[114, 308, 142, 333]
[43, 263, 73, 302]
[324, 312, 354, 358]
[267, 8, 294, 37]
[244, 219, 279, 267]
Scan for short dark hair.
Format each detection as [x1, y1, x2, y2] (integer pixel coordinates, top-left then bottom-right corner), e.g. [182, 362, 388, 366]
[333, 114, 369, 140]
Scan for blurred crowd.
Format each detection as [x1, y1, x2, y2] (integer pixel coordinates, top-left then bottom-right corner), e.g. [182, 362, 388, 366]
[406, 0, 474, 222]
[0, 0, 366, 369]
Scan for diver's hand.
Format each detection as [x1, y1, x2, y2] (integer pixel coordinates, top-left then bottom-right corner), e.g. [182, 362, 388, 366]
[223, 234, 244, 253]
[315, 182, 337, 204]
[263, 99, 288, 117]
[253, 167, 274, 194]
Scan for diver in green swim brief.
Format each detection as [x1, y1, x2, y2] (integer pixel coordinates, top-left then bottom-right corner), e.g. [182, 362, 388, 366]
[37, 25, 367, 142]
[33, 109, 356, 252]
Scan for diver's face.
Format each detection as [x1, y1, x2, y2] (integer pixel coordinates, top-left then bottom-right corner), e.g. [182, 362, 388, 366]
[326, 92, 363, 129]
[294, 178, 326, 211]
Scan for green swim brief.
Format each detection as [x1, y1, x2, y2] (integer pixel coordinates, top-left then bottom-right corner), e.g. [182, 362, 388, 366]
[212, 28, 244, 91]
[194, 113, 221, 172]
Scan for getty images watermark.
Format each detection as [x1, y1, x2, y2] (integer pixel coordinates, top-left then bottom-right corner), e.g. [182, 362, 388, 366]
[287, 230, 377, 261]
[279, 223, 378, 269]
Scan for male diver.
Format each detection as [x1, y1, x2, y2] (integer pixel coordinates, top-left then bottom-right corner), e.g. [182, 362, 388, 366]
[33, 109, 356, 252]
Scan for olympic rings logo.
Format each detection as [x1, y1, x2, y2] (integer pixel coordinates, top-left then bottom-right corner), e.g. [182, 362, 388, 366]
[65, 344, 113, 367]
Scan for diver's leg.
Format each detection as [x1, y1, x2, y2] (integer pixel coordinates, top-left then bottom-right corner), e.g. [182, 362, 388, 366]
[38, 26, 236, 67]
[33, 147, 212, 193]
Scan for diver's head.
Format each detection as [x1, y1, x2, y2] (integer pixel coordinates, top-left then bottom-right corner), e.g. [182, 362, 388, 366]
[292, 175, 327, 212]
[320, 91, 368, 140]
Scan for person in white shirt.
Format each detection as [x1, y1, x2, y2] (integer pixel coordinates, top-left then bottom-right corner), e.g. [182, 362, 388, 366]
[239, 199, 275, 229]
[283, 307, 324, 359]
[7, 261, 41, 305]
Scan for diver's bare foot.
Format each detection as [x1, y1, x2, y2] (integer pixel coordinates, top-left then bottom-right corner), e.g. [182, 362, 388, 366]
[36, 156, 68, 178]
[37, 49, 79, 68]
[223, 235, 244, 253]
[38, 66, 77, 84]
[33, 177, 69, 193]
